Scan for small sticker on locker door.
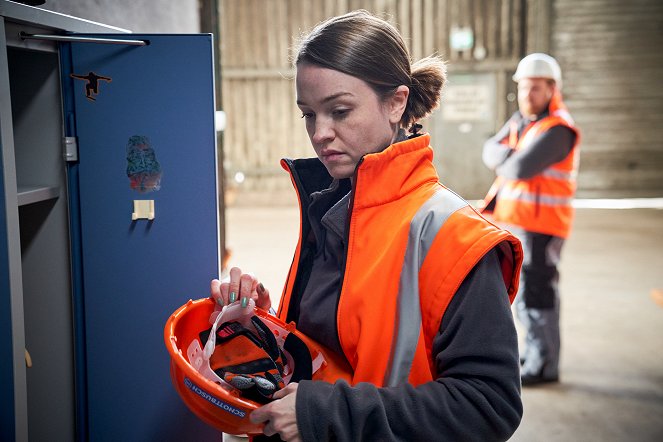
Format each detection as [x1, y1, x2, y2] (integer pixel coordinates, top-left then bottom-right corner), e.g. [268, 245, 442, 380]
[126, 135, 162, 193]
[70, 71, 112, 101]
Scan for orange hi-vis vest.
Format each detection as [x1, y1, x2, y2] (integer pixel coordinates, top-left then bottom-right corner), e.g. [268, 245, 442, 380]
[482, 91, 580, 238]
[278, 134, 523, 387]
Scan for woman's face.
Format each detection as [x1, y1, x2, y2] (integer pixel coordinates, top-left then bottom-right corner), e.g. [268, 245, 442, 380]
[296, 63, 408, 179]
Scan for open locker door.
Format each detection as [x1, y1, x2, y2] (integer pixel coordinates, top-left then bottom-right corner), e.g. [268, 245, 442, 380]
[62, 34, 221, 440]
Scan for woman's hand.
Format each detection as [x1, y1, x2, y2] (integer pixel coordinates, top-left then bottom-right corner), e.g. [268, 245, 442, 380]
[210, 266, 271, 310]
[250, 383, 301, 441]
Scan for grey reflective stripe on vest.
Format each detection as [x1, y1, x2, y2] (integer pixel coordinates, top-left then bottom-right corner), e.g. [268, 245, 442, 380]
[384, 187, 468, 387]
[499, 187, 573, 207]
[541, 168, 576, 181]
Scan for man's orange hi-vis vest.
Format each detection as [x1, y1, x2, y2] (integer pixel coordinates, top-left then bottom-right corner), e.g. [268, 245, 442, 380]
[278, 134, 522, 387]
[482, 92, 580, 238]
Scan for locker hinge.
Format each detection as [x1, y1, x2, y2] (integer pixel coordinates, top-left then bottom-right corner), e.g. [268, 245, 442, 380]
[64, 136, 78, 162]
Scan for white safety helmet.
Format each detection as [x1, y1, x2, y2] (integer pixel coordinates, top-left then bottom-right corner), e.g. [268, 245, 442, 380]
[513, 53, 562, 88]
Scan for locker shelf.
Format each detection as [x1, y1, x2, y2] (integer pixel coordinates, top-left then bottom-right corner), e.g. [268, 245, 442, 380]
[17, 185, 60, 206]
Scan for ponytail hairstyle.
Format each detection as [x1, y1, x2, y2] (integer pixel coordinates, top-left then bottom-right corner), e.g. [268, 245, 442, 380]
[294, 10, 446, 131]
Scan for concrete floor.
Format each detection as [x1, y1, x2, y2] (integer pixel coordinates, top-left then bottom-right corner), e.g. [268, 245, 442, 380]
[224, 205, 663, 441]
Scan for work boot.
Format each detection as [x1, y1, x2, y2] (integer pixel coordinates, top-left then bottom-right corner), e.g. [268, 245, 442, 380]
[521, 362, 559, 386]
[520, 344, 559, 387]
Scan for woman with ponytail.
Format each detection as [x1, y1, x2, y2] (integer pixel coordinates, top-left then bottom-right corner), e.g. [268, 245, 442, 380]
[212, 10, 523, 441]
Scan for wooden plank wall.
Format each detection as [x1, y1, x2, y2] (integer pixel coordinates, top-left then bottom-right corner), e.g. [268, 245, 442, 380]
[220, 0, 526, 202]
[552, 0, 663, 197]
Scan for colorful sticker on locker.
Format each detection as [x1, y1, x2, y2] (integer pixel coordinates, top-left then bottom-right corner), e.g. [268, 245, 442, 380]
[70, 71, 112, 101]
[126, 135, 162, 193]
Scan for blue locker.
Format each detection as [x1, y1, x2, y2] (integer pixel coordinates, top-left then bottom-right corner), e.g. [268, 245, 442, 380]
[63, 35, 222, 440]
[1, 5, 225, 436]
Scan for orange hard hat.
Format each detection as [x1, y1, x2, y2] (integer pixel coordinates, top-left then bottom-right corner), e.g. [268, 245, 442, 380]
[164, 297, 352, 435]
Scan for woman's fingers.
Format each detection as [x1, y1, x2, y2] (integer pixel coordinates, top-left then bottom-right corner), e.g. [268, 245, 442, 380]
[239, 272, 256, 308]
[212, 266, 270, 310]
[210, 279, 223, 306]
[256, 283, 272, 311]
[250, 383, 300, 440]
[228, 267, 242, 304]
[219, 279, 230, 305]
[211, 270, 234, 307]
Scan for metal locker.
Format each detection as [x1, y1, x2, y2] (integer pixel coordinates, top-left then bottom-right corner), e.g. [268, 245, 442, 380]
[1, 2, 222, 440]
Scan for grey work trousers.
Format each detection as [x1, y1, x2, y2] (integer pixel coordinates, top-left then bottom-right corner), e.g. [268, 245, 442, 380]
[510, 227, 565, 378]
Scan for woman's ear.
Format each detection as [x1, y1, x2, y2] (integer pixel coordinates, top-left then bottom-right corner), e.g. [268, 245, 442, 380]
[388, 85, 409, 125]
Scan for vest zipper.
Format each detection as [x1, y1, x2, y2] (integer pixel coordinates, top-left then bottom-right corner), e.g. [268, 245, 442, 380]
[280, 159, 312, 322]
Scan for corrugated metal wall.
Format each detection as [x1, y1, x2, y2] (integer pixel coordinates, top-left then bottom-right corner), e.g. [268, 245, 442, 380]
[220, 0, 526, 203]
[552, 0, 663, 197]
[221, 0, 663, 202]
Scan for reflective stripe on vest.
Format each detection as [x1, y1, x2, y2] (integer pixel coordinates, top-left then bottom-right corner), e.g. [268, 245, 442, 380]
[498, 186, 573, 207]
[540, 168, 577, 181]
[384, 187, 467, 386]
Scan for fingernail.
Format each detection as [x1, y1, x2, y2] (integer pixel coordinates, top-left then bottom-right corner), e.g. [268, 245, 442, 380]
[216, 297, 225, 306]
[241, 297, 248, 308]
[229, 292, 237, 303]
[258, 283, 265, 294]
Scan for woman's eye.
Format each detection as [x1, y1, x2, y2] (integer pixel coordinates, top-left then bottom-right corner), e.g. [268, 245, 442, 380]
[332, 109, 349, 118]
[301, 112, 314, 120]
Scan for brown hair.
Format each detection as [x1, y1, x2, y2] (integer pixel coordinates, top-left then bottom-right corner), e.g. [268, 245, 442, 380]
[294, 10, 446, 130]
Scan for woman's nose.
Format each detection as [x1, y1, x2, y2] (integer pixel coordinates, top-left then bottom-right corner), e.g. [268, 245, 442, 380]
[311, 118, 334, 144]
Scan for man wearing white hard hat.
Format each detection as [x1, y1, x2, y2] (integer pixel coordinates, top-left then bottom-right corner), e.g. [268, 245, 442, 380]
[481, 53, 580, 386]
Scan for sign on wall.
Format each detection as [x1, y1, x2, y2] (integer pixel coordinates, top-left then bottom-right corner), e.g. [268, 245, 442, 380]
[441, 84, 492, 122]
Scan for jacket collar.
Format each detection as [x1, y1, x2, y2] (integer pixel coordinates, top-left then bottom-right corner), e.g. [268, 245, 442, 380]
[352, 133, 439, 209]
[282, 133, 440, 210]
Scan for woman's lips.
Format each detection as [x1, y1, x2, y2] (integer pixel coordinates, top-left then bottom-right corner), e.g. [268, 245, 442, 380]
[321, 150, 344, 162]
